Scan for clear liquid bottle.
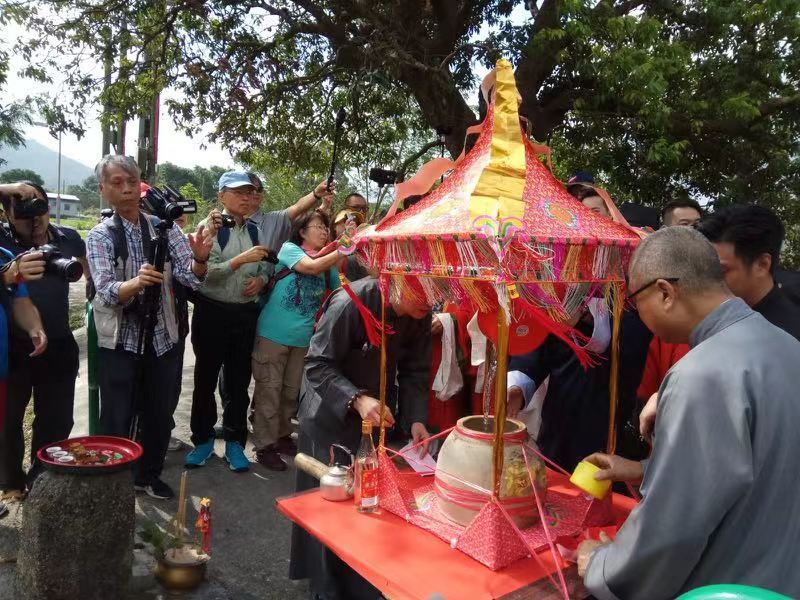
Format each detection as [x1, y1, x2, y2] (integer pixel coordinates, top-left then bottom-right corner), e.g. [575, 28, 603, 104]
[355, 420, 379, 513]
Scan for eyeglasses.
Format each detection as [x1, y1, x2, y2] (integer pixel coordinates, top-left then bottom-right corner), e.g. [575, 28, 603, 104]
[305, 224, 328, 232]
[626, 277, 680, 301]
[223, 187, 259, 196]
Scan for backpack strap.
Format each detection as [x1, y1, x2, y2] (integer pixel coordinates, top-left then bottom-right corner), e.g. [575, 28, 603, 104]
[109, 212, 129, 269]
[217, 225, 231, 251]
[246, 219, 260, 247]
[218, 218, 261, 252]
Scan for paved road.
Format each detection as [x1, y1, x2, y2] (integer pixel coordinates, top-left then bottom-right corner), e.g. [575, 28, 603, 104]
[24, 294, 309, 599]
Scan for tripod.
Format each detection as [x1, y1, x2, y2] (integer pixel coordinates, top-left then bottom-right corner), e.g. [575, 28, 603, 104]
[128, 218, 173, 440]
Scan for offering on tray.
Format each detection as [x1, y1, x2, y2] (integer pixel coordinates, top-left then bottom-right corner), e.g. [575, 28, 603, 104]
[38, 435, 142, 473]
[45, 443, 127, 467]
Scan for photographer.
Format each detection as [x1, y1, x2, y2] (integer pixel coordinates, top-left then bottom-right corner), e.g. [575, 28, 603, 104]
[0, 181, 82, 496]
[185, 170, 277, 473]
[87, 155, 214, 500]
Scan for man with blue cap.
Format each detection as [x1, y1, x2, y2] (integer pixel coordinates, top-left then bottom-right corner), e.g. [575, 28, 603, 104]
[186, 170, 333, 473]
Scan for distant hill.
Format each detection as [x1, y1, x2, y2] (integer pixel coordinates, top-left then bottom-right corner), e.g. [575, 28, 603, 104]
[0, 138, 94, 190]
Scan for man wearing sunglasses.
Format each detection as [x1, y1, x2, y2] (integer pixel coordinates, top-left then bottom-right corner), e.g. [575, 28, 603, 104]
[579, 226, 800, 600]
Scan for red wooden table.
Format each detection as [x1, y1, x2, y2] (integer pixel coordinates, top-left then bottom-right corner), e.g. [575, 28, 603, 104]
[277, 476, 637, 600]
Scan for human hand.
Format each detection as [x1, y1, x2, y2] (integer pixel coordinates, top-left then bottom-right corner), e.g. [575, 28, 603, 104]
[16, 251, 46, 281]
[188, 225, 214, 262]
[243, 276, 265, 297]
[577, 532, 611, 577]
[1, 182, 41, 200]
[639, 392, 658, 443]
[353, 394, 395, 429]
[507, 386, 524, 419]
[431, 314, 443, 336]
[206, 209, 224, 236]
[236, 245, 270, 265]
[136, 264, 164, 288]
[320, 193, 333, 213]
[29, 327, 48, 357]
[313, 180, 335, 202]
[410, 422, 431, 457]
[583, 453, 644, 483]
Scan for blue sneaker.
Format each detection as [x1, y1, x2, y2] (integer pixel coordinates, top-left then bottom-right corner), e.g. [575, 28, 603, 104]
[224, 441, 250, 472]
[185, 439, 215, 468]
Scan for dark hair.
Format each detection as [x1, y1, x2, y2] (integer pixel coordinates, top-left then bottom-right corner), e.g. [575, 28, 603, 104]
[344, 193, 366, 206]
[696, 205, 784, 274]
[661, 199, 702, 224]
[0, 180, 49, 212]
[402, 194, 424, 210]
[247, 172, 263, 192]
[289, 209, 331, 246]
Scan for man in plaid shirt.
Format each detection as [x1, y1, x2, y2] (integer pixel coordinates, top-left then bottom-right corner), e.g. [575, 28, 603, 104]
[87, 155, 215, 500]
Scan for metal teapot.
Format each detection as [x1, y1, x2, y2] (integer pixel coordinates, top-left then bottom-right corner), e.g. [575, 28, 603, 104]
[294, 444, 354, 502]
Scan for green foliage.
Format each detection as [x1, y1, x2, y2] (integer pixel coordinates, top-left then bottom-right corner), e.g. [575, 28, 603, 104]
[0, 168, 44, 186]
[66, 175, 101, 209]
[9, 0, 800, 238]
[0, 2, 35, 163]
[156, 163, 226, 205]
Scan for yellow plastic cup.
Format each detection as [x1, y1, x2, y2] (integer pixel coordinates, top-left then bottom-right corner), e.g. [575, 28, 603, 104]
[570, 461, 611, 500]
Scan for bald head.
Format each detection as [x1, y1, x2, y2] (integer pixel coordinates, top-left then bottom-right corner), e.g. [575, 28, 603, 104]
[630, 226, 725, 295]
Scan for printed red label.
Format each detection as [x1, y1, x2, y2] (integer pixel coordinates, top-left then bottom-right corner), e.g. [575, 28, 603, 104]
[360, 468, 378, 507]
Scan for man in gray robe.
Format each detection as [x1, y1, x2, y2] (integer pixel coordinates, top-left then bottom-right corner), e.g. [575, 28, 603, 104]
[579, 226, 800, 599]
[289, 276, 432, 600]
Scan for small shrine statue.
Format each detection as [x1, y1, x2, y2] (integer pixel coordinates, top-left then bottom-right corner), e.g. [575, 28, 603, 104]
[194, 497, 212, 554]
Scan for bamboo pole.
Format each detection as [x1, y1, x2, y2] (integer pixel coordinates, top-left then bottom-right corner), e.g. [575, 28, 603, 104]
[491, 307, 510, 496]
[378, 295, 388, 451]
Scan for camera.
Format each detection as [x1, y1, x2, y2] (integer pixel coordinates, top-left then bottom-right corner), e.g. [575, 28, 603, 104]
[220, 214, 236, 228]
[14, 197, 49, 219]
[141, 186, 197, 223]
[263, 250, 279, 264]
[369, 168, 398, 188]
[39, 244, 83, 282]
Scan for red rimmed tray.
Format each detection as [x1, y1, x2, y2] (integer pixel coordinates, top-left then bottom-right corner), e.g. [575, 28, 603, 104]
[37, 435, 143, 475]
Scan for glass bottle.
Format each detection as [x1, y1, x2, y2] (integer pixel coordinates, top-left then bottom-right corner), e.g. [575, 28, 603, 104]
[354, 419, 379, 513]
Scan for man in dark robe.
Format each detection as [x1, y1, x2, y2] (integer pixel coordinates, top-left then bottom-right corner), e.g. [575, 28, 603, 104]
[289, 277, 432, 600]
[580, 226, 800, 599]
[507, 305, 651, 471]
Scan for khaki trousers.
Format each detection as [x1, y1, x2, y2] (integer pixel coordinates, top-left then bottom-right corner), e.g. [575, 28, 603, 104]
[251, 337, 307, 450]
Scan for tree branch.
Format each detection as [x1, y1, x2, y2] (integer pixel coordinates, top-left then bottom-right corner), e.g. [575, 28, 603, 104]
[397, 139, 445, 178]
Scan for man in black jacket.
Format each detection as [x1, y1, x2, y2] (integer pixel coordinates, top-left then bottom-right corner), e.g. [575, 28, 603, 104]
[0, 181, 87, 494]
[290, 277, 432, 600]
[698, 205, 800, 340]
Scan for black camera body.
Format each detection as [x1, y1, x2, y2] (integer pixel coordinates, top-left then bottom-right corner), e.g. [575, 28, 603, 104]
[39, 244, 83, 282]
[220, 214, 236, 228]
[14, 197, 49, 219]
[263, 250, 279, 264]
[141, 186, 197, 223]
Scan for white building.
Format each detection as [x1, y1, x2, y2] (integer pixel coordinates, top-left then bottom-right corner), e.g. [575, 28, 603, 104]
[46, 193, 82, 218]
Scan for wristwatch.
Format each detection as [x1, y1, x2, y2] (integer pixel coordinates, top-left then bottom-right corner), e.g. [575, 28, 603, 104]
[347, 389, 369, 414]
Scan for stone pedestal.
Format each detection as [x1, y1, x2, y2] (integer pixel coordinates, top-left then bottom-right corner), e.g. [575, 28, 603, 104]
[16, 469, 135, 600]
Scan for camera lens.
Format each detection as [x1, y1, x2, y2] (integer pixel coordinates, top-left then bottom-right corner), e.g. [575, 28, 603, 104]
[48, 257, 84, 282]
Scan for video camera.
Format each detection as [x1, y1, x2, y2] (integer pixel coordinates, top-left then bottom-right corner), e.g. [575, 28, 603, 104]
[141, 186, 197, 223]
[369, 168, 398, 188]
[39, 244, 83, 282]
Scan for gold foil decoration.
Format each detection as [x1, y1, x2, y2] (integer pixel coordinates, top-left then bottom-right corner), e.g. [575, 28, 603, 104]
[470, 59, 528, 222]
